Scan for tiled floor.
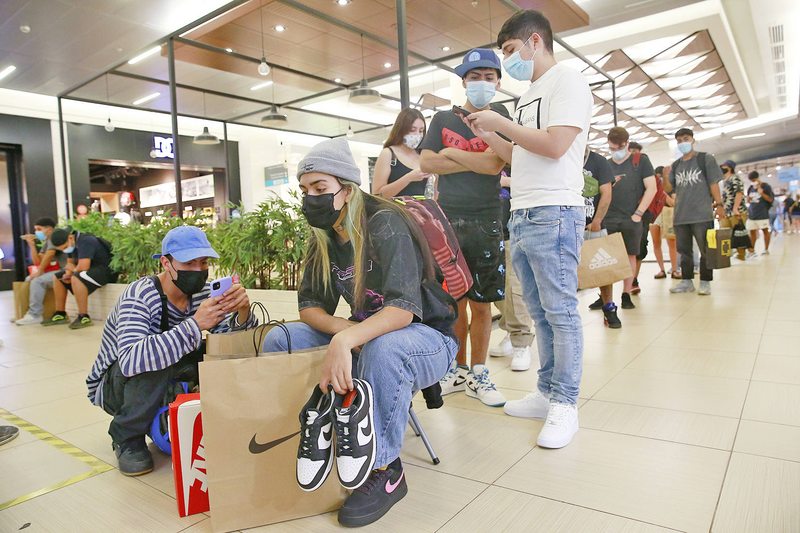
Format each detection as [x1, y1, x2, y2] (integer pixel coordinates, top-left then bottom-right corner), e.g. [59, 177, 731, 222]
[1, 236, 799, 532]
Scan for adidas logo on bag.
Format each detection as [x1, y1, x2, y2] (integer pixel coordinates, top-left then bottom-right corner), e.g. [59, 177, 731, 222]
[589, 248, 618, 270]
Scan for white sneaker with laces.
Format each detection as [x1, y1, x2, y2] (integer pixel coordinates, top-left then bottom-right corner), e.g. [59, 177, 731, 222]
[504, 390, 550, 419]
[465, 365, 506, 407]
[15, 313, 43, 326]
[536, 401, 579, 449]
[669, 280, 695, 293]
[746, 251, 758, 260]
[510, 346, 532, 371]
[697, 280, 711, 295]
[489, 334, 513, 357]
[439, 364, 467, 396]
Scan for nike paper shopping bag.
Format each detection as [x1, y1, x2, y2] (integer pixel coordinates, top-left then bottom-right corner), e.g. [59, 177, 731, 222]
[201, 327, 346, 532]
[577, 232, 633, 289]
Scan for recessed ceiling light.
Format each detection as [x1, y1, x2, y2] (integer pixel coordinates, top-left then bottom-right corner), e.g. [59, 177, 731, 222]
[19, 25, 31, 34]
[336, 0, 351, 5]
[127, 46, 161, 65]
[441, 46, 451, 52]
[334, 77, 342, 83]
[731, 132, 766, 140]
[384, 62, 392, 68]
[0, 65, 17, 81]
[132, 92, 160, 106]
[225, 47, 234, 53]
[274, 24, 286, 32]
[250, 80, 274, 90]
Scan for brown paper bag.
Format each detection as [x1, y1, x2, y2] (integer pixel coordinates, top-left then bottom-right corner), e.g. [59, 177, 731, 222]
[706, 228, 732, 269]
[12, 281, 56, 320]
[578, 232, 633, 289]
[201, 328, 346, 532]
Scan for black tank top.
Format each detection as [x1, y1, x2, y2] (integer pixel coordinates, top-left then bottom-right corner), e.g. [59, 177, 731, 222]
[387, 147, 426, 197]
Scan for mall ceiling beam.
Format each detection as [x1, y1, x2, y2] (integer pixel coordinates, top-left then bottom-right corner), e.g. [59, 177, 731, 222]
[58, 0, 250, 99]
[167, 38, 184, 217]
[396, 0, 410, 109]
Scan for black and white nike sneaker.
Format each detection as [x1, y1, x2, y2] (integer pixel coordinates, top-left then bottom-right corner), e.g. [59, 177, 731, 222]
[333, 379, 376, 490]
[296, 386, 335, 492]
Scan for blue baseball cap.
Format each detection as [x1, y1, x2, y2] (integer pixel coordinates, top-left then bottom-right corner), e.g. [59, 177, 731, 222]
[153, 226, 219, 262]
[454, 48, 502, 79]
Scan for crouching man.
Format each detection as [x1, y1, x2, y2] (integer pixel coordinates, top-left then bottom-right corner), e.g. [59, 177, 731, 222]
[85, 226, 254, 475]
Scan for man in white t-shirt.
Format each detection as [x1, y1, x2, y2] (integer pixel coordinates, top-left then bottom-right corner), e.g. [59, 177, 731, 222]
[465, 9, 592, 449]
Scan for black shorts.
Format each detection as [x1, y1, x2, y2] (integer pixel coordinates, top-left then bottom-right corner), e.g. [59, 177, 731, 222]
[448, 214, 505, 303]
[57, 265, 116, 295]
[637, 211, 656, 260]
[604, 218, 643, 256]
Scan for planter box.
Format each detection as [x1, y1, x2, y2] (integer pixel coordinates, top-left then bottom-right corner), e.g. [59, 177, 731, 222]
[65, 284, 349, 323]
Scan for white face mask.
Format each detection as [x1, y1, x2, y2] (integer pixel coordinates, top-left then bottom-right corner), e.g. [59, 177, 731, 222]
[611, 149, 627, 162]
[403, 133, 423, 149]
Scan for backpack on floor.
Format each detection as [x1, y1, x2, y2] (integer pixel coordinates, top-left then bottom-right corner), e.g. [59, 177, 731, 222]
[394, 196, 473, 300]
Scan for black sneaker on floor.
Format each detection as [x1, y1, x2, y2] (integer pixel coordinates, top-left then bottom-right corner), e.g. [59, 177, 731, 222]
[296, 386, 335, 492]
[334, 379, 376, 490]
[588, 295, 604, 310]
[603, 304, 622, 329]
[114, 439, 153, 476]
[621, 292, 635, 309]
[338, 457, 407, 528]
[630, 278, 641, 295]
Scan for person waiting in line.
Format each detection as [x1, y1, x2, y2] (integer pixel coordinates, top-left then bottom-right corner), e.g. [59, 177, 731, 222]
[589, 127, 656, 313]
[789, 192, 800, 234]
[489, 167, 535, 370]
[16, 217, 66, 325]
[719, 160, 749, 261]
[466, 9, 593, 448]
[647, 166, 677, 278]
[85, 226, 253, 476]
[668, 128, 725, 295]
[629, 148, 660, 294]
[45, 227, 118, 329]
[660, 166, 681, 278]
[262, 138, 457, 527]
[419, 48, 509, 407]
[371, 108, 432, 198]
[628, 141, 642, 155]
[745, 171, 774, 257]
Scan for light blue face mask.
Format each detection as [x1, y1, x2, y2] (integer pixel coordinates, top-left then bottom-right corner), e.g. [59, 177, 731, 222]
[503, 36, 535, 81]
[465, 80, 496, 109]
[35, 230, 46, 241]
[63, 245, 75, 254]
[611, 149, 627, 161]
[677, 142, 693, 155]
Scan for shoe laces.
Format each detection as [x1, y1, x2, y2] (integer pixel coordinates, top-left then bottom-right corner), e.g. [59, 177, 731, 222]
[334, 410, 354, 456]
[355, 467, 391, 494]
[472, 369, 497, 391]
[299, 411, 319, 456]
[545, 403, 574, 426]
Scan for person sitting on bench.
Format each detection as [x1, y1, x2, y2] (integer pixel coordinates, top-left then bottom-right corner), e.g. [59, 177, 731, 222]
[17, 217, 66, 325]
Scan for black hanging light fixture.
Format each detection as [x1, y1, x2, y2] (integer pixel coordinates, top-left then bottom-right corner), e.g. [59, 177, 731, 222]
[349, 34, 381, 104]
[104, 74, 114, 132]
[261, 71, 288, 126]
[193, 91, 220, 144]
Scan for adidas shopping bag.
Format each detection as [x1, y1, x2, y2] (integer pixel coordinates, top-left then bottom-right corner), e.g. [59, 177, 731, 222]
[201, 325, 346, 532]
[578, 232, 633, 289]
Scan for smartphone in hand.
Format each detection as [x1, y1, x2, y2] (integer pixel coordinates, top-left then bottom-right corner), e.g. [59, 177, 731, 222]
[209, 276, 234, 297]
[451, 105, 470, 118]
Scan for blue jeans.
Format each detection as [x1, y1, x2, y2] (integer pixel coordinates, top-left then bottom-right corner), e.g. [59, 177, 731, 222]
[510, 206, 585, 405]
[263, 322, 457, 466]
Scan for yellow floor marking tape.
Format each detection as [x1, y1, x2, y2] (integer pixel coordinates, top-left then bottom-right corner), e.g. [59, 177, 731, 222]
[0, 407, 114, 510]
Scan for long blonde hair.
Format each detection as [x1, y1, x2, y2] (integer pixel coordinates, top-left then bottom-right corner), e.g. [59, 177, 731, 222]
[303, 180, 435, 312]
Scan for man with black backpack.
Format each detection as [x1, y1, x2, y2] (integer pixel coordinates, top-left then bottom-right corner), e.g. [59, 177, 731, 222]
[46, 226, 118, 329]
[85, 226, 253, 475]
[668, 128, 725, 295]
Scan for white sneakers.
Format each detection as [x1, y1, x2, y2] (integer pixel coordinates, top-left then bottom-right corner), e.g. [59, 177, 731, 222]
[503, 390, 550, 419]
[510, 346, 532, 372]
[439, 364, 468, 396]
[490, 335, 531, 372]
[697, 280, 711, 295]
[670, 280, 695, 293]
[536, 402, 579, 449]
[505, 393, 579, 449]
[489, 334, 513, 357]
[15, 313, 42, 326]
[465, 365, 506, 407]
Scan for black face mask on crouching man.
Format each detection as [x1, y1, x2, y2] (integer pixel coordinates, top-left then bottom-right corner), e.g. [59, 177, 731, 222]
[170, 261, 209, 296]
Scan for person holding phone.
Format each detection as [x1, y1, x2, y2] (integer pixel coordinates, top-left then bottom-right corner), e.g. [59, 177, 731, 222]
[372, 108, 432, 198]
[85, 226, 254, 476]
[16, 217, 66, 325]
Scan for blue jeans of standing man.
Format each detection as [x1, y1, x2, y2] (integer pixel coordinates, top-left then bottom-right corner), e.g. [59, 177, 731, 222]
[263, 321, 456, 467]
[509, 206, 585, 405]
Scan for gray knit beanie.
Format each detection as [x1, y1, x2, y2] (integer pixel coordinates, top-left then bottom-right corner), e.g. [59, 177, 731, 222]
[296, 138, 361, 185]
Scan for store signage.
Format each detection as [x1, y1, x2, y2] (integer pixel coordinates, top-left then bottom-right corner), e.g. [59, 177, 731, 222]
[151, 136, 175, 159]
[777, 167, 799, 183]
[264, 164, 289, 187]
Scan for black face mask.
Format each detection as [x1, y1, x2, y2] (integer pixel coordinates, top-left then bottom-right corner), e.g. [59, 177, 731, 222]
[302, 188, 344, 229]
[170, 262, 209, 296]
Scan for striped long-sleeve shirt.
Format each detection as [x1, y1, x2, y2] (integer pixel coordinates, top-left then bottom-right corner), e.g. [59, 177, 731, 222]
[86, 277, 256, 406]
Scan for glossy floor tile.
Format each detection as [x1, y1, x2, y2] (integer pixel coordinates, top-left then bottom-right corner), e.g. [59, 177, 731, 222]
[0, 236, 798, 531]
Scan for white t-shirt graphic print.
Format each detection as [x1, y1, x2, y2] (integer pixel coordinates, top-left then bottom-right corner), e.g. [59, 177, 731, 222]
[510, 63, 592, 211]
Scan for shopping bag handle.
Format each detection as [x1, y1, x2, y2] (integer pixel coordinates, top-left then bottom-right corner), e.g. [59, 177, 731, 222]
[249, 301, 272, 326]
[251, 319, 292, 355]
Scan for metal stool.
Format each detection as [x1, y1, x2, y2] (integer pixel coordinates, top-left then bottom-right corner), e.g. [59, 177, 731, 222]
[408, 407, 439, 465]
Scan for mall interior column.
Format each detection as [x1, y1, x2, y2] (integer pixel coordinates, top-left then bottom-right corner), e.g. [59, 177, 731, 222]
[167, 38, 183, 217]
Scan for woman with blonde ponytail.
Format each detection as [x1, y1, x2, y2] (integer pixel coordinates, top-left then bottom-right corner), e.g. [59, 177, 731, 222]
[263, 138, 457, 527]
